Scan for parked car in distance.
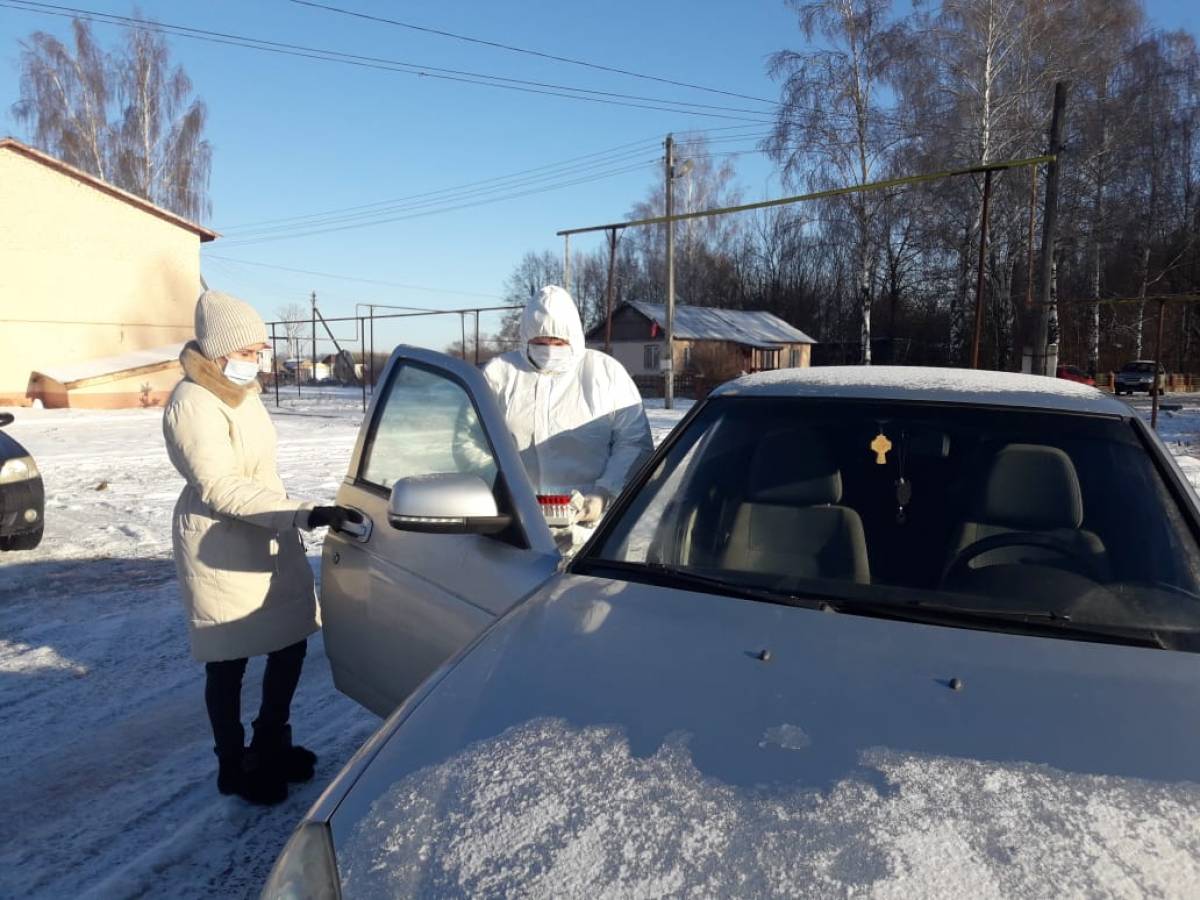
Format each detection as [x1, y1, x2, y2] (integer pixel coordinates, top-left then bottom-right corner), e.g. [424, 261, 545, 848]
[265, 357, 1200, 898]
[1056, 363, 1095, 386]
[1115, 359, 1167, 395]
[0, 412, 44, 551]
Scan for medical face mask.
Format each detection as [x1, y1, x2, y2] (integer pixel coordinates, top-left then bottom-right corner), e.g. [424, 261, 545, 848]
[528, 343, 573, 374]
[223, 357, 260, 385]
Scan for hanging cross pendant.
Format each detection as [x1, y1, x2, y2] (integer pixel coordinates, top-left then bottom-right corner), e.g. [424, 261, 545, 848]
[870, 432, 892, 465]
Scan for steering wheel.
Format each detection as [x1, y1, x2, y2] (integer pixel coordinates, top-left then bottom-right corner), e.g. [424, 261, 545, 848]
[941, 531, 1103, 587]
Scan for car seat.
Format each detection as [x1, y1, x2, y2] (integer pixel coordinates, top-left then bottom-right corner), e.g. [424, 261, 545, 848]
[720, 429, 870, 584]
[948, 443, 1109, 579]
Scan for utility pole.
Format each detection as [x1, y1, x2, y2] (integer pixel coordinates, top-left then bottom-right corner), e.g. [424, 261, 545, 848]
[664, 134, 676, 409]
[1032, 82, 1068, 376]
[563, 234, 571, 296]
[970, 169, 994, 369]
[604, 227, 619, 355]
[1151, 298, 1166, 429]
[310, 291, 318, 382]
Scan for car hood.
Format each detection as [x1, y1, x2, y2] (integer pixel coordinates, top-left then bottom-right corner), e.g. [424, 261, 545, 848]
[331, 574, 1200, 896]
[0, 429, 28, 461]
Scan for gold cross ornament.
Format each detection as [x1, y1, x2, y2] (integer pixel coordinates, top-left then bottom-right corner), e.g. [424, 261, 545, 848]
[870, 432, 892, 465]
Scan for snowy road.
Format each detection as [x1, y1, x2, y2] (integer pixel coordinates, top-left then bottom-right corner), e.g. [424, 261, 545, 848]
[0, 390, 689, 899]
[0, 402, 376, 899]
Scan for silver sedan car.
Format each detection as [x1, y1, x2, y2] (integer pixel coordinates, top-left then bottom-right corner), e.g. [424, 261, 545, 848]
[265, 351, 1200, 898]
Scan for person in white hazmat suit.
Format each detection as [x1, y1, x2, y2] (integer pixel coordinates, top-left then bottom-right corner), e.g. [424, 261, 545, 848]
[475, 285, 652, 538]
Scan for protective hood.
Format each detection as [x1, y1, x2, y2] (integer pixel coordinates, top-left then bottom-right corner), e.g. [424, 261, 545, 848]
[520, 286, 585, 364]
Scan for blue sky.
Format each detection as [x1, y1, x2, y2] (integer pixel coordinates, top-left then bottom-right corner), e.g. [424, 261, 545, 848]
[0, 0, 1196, 351]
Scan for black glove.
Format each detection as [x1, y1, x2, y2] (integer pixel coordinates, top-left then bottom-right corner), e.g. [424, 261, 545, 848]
[305, 506, 345, 530]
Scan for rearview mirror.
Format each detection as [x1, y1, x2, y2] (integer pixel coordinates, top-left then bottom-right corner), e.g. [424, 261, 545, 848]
[388, 473, 511, 535]
[0, 413, 12, 428]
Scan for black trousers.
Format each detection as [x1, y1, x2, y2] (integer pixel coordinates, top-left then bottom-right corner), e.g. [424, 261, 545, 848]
[204, 639, 307, 758]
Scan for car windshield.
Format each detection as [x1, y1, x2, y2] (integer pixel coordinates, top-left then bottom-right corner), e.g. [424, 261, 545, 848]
[584, 397, 1200, 650]
[1122, 362, 1157, 374]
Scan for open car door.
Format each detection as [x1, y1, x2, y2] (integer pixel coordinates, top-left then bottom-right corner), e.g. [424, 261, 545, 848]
[321, 346, 558, 716]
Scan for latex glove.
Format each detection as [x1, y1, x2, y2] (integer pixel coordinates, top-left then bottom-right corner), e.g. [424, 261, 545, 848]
[571, 491, 608, 527]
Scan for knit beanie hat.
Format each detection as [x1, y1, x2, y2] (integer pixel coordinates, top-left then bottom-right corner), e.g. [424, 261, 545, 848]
[194, 289, 268, 360]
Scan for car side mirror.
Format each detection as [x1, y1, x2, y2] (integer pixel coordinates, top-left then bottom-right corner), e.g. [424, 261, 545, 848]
[388, 473, 511, 536]
[0, 413, 12, 428]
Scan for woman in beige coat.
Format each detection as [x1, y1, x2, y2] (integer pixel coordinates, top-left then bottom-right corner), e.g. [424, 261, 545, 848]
[164, 290, 347, 805]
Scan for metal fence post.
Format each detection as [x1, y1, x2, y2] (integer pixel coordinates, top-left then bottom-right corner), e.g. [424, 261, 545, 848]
[360, 316, 367, 412]
[271, 322, 280, 407]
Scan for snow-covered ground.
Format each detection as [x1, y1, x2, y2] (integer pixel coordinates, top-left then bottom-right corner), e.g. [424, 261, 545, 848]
[0, 389, 690, 899]
[2, 386, 1192, 899]
[1128, 394, 1200, 491]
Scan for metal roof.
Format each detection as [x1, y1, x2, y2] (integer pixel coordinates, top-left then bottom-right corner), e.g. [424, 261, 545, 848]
[619, 300, 816, 346]
[713, 365, 1132, 417]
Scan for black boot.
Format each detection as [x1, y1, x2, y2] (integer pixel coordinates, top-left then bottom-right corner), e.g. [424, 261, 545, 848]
[237, 746, 288, 806]
[216, 748, 243, 796]
[280, 724, 318, 783]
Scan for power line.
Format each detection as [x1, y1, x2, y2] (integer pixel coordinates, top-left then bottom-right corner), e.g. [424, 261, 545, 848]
[0, 1, 779, 124]
[219, 130, 780, 240]
[219, 158, 657, 243]
[221, 148, 660, 236]
[223, 154, 657, 238]
[203, 254, 504, 298]
[218, 159, 658, 245]
[287, 0, 782, 108]
[7, 3, 901, 129]
[221, 135, 662, 231]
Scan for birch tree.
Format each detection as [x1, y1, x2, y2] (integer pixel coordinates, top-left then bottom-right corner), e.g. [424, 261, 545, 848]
[13, 20, 111, 180]
[13, 16, 212, 221]
[113, 22, 212, 221]
[766, 0, 901, 363]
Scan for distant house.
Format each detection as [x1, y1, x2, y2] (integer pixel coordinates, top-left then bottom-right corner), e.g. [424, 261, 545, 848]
[585, 300, 816, 379]
[319, 352, 364, 382]
[0, 138, 218, 408]
[284, 359, 331, 382]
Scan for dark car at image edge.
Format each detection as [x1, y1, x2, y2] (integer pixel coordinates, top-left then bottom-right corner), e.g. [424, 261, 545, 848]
[0, 412, 45, 551]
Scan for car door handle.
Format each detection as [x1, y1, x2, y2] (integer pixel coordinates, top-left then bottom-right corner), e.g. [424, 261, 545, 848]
[336, 507, 373, 543]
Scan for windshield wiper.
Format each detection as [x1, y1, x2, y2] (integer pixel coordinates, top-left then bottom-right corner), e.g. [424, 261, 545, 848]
[583, 560, 831, 611]
[826, 596, 1166, 648]
[578, 559, 1167, 649]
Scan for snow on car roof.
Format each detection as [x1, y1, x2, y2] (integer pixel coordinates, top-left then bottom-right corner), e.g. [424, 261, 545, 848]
[714, 365, 1131, 416]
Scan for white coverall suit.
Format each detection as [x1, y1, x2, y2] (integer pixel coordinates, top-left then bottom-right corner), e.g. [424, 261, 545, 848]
[481, 286, 653, 521]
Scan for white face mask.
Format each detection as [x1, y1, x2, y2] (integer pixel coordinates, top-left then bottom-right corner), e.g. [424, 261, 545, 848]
[528, 343, 573, 374]
[223, 358, 260, 386]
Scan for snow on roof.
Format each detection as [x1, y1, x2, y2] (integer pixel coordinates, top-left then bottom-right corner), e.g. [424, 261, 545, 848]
[715, 365, 1131, 416]
[34, 343, 185, 387]
[620, 300, 816, 346]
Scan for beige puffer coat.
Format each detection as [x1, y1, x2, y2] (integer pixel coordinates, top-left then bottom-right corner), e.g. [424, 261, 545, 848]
[163, 343, 319, 662]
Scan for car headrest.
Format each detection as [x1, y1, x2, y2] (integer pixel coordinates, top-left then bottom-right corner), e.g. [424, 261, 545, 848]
[747, 428, 842, 506]
[976, 443, 1083, 530]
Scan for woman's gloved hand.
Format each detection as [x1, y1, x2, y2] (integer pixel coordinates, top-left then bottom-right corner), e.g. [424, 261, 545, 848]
[304, 506, 352, 531]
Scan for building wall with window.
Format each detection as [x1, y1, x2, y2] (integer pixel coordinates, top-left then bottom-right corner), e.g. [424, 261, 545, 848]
[0, 139, 216, 407]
